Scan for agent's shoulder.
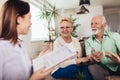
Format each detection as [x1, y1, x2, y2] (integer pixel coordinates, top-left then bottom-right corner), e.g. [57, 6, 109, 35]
[0, 39, 10, 44]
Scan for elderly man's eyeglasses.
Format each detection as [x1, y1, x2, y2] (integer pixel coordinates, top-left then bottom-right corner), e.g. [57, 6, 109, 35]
[60, 26, 72, 29]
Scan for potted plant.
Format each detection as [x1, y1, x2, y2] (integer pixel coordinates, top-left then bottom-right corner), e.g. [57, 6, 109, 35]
[70, 15, 81, 37]
[77, 72, 86, 80]
[39, 0, 59, 42]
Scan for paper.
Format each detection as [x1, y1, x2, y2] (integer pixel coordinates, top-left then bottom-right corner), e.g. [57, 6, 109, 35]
[32, 44, 77, 72]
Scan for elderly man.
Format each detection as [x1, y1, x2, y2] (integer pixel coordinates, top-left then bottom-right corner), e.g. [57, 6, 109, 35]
[85, 15, 120, 80]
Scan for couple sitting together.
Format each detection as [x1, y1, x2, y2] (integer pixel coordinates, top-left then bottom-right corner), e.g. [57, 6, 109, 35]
[42, 15, 120, 80]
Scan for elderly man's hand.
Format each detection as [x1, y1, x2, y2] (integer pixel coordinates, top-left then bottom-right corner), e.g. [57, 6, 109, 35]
[91, 49, 103, 62]
[105, 51, 120, 63]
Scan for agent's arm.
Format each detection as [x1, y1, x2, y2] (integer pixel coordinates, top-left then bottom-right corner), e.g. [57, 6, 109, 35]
[29, 67, 54, 80]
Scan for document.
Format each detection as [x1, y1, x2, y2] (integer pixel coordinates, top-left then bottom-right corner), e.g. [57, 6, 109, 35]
[32, 44, 77, 72]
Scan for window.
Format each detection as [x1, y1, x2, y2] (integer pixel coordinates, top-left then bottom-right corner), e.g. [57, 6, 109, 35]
[30, 4, 49, 41]
[104, 8, 120, 33]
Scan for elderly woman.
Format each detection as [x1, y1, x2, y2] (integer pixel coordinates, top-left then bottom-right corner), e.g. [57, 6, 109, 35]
[51, 18, 93, 80]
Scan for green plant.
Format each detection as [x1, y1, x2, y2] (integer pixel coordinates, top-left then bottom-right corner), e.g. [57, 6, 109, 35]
[77, 72, 86, 80]
[70, 15, 80, 37]
[39, 0, 59, 42]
